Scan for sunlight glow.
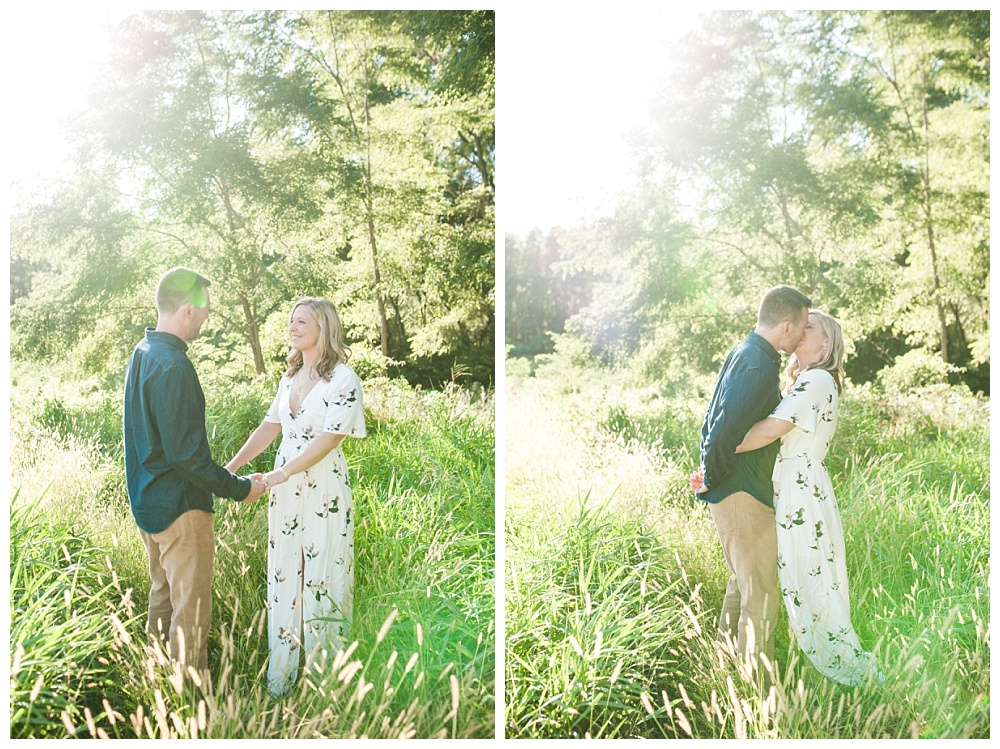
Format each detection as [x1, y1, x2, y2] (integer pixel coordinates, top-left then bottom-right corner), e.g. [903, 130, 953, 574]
[7, 9, 128, 195]
[500, 8, 705, 236]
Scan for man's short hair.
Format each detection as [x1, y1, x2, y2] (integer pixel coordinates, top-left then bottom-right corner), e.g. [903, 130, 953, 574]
[757, 285, 812, 328]
[156, 267, 212, 315]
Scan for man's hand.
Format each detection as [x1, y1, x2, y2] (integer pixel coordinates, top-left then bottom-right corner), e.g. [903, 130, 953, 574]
[690, 466, 708, 494]
[243, 473, 269, 503]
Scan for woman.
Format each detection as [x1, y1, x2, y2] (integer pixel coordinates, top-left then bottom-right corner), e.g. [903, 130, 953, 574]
[226, 298, 366, 696]
[735, 309, 883, 686]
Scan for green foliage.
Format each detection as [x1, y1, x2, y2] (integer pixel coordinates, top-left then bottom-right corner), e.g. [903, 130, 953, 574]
[505, 229, 592, 360]
[532, 332, 603, 377]
[506, 365, 989, 738]
[9, 9, 494, 389]
[9, 495, 140, 739]
[874, 349, 965, 393]
[32, 379, 125, 454]
[9, 365, 495, 738]
[506, 496, 692, 738]
[507, 10, 988, 395]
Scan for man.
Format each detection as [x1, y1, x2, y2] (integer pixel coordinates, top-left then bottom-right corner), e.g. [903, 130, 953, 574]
[692, 285, 811, 681]
[124, 266, 267, 678]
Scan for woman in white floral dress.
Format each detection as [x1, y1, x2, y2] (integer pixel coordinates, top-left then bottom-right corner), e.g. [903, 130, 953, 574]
[227, 298, 366, 696]
[736, 310, 883, 686]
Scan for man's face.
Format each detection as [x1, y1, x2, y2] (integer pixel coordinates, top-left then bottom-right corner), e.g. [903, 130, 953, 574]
[184, 290, 211, 341]
[779, 307, 809, 353]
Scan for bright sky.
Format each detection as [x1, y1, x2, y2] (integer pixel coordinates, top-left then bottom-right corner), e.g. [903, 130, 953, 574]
[6, 8, 129, 203]
[4, 7, 706, 227]
[499, 8, 705, 237]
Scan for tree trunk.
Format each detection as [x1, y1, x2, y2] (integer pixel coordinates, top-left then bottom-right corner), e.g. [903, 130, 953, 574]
[240, 294, 267, 374]
[366, 211, 390, 358]
[920, 67, 949, 363]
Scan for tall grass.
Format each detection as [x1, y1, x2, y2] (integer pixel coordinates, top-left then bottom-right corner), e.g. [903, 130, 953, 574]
[505, 367, 989, 739]
[9, 364, 494, 738]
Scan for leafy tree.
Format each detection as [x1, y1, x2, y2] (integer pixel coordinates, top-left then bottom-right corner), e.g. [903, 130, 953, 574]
[242, 10, 495, 383]
[83, 10, 327, 374]
[838, 11, 989, 374]
[508, 10, 987, 394]
[9, 10, 495, 388]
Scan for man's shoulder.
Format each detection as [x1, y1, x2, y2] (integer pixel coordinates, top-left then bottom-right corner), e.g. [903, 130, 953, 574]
[726, 340, 776, 375]
[135, 340, 195, 377]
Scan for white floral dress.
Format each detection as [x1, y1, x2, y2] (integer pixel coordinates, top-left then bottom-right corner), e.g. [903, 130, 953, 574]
[771, 369, 883, 686]
[264, 363, 366, 695]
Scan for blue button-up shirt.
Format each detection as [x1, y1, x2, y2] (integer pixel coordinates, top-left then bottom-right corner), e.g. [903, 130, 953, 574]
[124, 328, 250, 534]
[697, 330, 782, 508]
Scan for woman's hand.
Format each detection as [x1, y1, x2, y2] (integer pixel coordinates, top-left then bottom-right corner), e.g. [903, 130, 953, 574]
[263, 468, 289, 488]
[690, 466, 707, 494]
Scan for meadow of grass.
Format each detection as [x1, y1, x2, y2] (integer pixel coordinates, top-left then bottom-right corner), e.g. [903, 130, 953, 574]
[504, 356, 989, 739]
[9, 360, 495, 739]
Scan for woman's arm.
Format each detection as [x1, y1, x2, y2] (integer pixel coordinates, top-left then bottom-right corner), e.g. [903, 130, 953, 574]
[263, 432, 346, 487]
[735, 417, 794, 453]
[225, 420, 282, 473]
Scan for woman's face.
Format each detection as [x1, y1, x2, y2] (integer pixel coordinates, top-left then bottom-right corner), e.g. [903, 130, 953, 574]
[289, 304, 320, 354]
[794, 314, 828, 367]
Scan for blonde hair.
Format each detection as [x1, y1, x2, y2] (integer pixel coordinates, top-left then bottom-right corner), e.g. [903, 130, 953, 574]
[284, 297, 351, 381]
[786, 309, 845, 394]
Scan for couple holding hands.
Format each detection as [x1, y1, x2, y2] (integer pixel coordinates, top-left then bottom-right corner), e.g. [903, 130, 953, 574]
[123, 266, 365, 698]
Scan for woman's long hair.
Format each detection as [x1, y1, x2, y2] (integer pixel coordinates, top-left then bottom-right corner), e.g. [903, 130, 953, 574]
[284, 297, 352, 381]
[785, 309, 845, 394]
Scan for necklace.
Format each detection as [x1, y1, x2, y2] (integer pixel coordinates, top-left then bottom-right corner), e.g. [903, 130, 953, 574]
[293, 368, 318, 393]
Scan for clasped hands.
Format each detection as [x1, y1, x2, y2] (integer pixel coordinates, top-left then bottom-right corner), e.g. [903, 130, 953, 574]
[240, 469, 291, 503]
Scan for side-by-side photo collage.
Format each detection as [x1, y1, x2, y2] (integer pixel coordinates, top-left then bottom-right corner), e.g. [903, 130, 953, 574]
[6, 7, 989, 741]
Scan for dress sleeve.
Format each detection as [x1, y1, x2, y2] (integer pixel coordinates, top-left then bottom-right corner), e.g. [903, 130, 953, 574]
[265, 377, 287, 424]
[322, 366, 367, 438]
[771, 370, 835, 434]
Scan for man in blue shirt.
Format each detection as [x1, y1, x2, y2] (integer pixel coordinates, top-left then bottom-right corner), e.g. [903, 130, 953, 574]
[124, 267, 267, 679]
[693, 285, 811, 684]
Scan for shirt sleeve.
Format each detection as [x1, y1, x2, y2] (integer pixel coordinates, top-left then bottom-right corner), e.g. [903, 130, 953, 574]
[770, 369, 835, 435]
[701, 365, 775, 491]
[322, 367, 367, 438]
[152, 362, 250, 501]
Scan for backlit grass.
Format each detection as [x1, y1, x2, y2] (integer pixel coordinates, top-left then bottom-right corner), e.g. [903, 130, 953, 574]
[505, 368, 989, 739]
[9, 366, 494, 738]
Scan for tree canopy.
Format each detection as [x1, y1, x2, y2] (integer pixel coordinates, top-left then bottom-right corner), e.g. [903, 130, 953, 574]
[10, 9, 495, 388]
[506, 10, 989, 394]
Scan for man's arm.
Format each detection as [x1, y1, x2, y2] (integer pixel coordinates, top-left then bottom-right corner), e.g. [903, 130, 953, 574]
[153, 364, 251, 501]
[700, 365, 774, 493]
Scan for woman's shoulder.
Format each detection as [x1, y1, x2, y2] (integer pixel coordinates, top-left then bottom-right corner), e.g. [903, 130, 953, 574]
[802, 367, 835, 383]
[789, 367, 837, 394]
[326, 362, 362, 386]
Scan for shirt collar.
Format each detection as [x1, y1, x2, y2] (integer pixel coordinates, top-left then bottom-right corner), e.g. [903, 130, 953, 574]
[747, 330, 781, 367]
[145, 327, 188, 352]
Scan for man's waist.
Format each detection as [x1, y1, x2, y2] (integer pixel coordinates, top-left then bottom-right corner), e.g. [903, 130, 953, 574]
[700, 464, 776, 507]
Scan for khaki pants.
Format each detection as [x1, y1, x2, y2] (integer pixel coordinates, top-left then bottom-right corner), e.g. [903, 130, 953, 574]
[139, 509, 215, 676]
[709, 492, 779, 675]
